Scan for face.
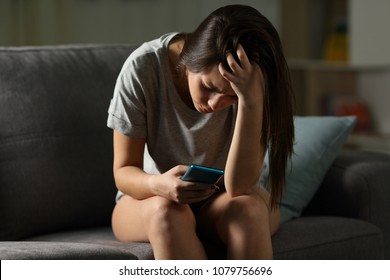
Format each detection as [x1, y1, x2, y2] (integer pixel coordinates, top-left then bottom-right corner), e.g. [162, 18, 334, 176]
[187, 65, 238, 113]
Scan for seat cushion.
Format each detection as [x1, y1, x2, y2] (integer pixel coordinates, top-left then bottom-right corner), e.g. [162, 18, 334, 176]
[0, 241, 138, 260]
[23, 227, 154, 260]
[0, 217, 383, 260]
[272, 216, 384, 259]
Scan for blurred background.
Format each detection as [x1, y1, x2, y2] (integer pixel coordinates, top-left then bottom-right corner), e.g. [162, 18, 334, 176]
[1, 0, 390, 153]
[0, 0, 280, 46]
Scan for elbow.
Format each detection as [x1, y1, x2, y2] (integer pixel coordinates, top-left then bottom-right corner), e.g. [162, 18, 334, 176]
[225, 187, 254, 198]
[223, 167, 262, 197]
[226, 189, 247, 198]
[224, 178, 258, 198]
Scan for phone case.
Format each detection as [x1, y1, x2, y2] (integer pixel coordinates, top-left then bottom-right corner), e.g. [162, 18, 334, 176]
[181, 164, 224, 184]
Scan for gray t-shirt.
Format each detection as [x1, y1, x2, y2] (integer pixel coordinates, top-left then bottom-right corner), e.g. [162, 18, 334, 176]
[107, 33, 237, 176]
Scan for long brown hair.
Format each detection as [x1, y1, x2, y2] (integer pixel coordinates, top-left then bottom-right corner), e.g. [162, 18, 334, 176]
[179, 5, 295, 209]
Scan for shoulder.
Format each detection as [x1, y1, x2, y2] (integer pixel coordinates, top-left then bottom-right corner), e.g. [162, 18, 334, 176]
[124, 32, 179, 70]
[114, 33, 179, 100]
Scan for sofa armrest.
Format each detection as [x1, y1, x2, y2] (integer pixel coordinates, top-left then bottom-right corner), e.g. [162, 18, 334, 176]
[303, 149, 390, 258]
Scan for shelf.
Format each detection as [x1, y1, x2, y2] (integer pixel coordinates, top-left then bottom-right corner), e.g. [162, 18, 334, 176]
[282, 0, 390, 138]
[281, 0, 390, 67]
[288, 59, 390, 72]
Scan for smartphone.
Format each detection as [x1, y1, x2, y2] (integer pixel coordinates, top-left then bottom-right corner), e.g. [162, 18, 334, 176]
[181, 164, 224, 184]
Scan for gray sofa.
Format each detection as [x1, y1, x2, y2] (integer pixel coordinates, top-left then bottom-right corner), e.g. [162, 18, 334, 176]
[0, 44, 389, 260]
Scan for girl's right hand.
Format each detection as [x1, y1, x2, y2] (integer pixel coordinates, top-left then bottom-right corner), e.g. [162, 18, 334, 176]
[152, 165, 217, 204]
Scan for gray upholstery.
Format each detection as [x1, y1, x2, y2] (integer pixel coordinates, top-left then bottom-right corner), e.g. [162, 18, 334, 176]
[0, 45, 134, 241]
[1, 45, 389, 260]
[273, 217, 383, 259]
[0, 241, 138, 260]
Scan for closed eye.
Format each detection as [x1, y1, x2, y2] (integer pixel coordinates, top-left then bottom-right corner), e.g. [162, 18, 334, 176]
[202, 84, 214, 92]
[201, 81, 223, 93]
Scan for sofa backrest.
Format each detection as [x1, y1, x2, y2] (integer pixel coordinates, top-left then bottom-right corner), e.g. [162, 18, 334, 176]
[0, 44, 137, 240]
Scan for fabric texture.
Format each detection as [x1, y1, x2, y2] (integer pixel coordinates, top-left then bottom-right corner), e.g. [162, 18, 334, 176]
[24, 227, 154, 260]
[0, 45, 136, 240]
[16, 216, 384, 260]
[261, 116, 356, 223]
[0, 241, 139, 260]
[304, 150, 390, 258]
[272, 216, 383, 259]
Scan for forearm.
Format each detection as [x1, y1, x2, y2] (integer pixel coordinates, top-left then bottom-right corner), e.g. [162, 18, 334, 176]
[224, 101, 265, 196]
[114, 164, 214, 204]
[217, 44, 266, 196]
[114, 165, 158, 200]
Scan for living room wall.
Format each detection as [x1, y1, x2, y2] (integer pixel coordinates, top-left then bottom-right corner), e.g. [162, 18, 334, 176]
[0, 0, 280, 46]
[1, 0, 390, 143]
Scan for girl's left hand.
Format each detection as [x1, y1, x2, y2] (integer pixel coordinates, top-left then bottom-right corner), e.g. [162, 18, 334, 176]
[218, 44, 265, 106]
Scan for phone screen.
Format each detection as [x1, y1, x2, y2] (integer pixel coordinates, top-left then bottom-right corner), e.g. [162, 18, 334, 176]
[181, 164, 224, 184]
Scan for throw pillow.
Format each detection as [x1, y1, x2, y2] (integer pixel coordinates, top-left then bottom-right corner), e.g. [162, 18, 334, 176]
[260, 116, 356, 223]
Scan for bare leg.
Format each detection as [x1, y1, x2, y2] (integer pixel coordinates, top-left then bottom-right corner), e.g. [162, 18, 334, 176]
[112, 195, 207, 259]
[197, 188, 280, 259]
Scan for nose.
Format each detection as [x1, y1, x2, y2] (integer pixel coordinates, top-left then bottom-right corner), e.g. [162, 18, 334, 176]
[208, 94, 235, 112]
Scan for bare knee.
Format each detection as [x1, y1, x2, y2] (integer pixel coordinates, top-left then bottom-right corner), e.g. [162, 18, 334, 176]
[224, 194, 269, 228]
[146, 197, 196, 239]
[222, 190, 280, 235]
[147, 197, 208, 259]
[215, 192, 276, 249]
[220, 194, 275, 259]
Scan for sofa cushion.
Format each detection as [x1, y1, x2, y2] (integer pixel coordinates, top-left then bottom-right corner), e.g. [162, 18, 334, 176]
[304, 150, 390, 259]
[261, 116, 356, 223]
[16, 217, 384, 260]
[0, 217, 383, 260]
[0, 45, 136, 240]
[24, 227, 154, 260]
[0, 241, 138, 260]
[272, 216, 384, 259]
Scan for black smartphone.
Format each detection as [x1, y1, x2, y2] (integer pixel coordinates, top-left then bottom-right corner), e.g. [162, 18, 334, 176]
[181, 164, 224, 184]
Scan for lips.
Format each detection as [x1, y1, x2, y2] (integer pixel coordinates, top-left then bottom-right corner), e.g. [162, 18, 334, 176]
[200, 106, 213, 113]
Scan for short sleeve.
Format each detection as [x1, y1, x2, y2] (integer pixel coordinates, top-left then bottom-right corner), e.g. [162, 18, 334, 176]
[107, 54, 147, 138]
